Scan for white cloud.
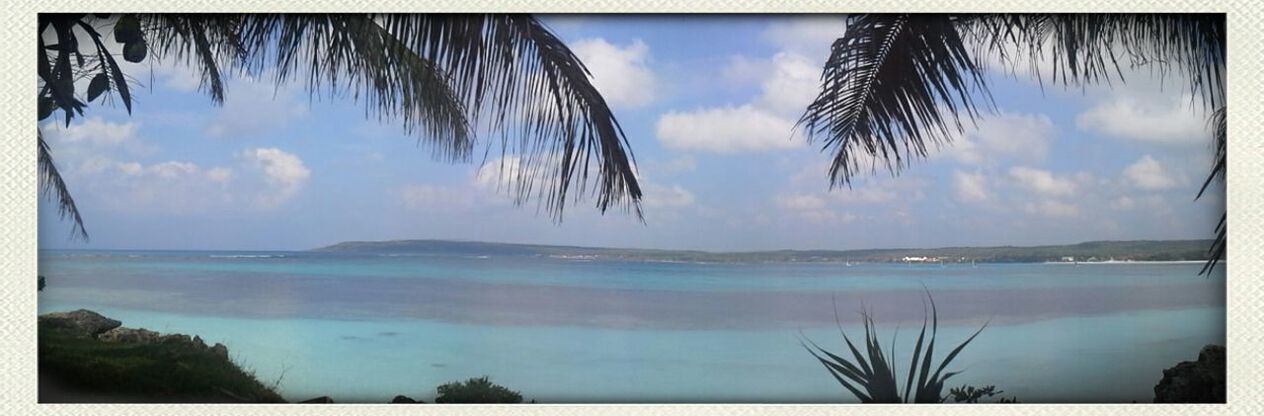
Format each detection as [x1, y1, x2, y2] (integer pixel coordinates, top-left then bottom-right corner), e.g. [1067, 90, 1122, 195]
[655, 41, 822, 153]
[754, 52, 822, 116]
[42, 117, 138, 148]
[762, 15, 848, 58]
[1110, 196, 1137, 211]
[475, 155, 532, 195]
[656, 105, 798, 152]
[1076, 94, 1209, 145]
[241, 147, 311, 207]
[1023, 200, 1080, 218]
[942, 112, 1055, 165]
[83, 159, 237, 213]
[1008, 166, 1077, 197]
[1123, 155, 1177, 190]
[570, 38, 656, 108]
[953, 170, 992, 203]
[642, 183, 696, 209]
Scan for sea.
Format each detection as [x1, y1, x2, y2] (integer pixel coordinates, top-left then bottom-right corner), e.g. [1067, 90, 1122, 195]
[37, 249, 1225, 403]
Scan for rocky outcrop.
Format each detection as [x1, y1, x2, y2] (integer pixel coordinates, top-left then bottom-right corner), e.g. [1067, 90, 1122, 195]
[41, 310, 233, 364]
[1154, 344, 1226, 403]
[38, 309, 121, 337]
[98, 327, 161, 343]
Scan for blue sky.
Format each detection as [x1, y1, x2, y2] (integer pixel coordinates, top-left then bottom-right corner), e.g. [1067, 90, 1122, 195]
[38, 15, 1224, 251]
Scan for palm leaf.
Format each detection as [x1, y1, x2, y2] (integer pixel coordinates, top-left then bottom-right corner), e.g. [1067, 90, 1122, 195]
[1198, 107, 1226, 275]
[39, 14, 643, 239]
[37, 130, 87, 240]
[797, 14, 990, 189]
[803, 14, 1227, 275]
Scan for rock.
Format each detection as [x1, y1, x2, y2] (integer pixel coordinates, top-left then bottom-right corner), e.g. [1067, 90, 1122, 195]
[210, 343, 229, 360]
[97, 327, 161, 344]
[1154, 344, 1225, 403]
[300, 396, 334, 403]
[39, 309, 121, 337]
[390, 395, 419, 403]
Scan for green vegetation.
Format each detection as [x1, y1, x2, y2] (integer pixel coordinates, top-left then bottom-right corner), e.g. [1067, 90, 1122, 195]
[38, 321, 284, 403]
[801, 295, 986, 403]
[315, 238, 1215, 264]
[434, 376, 523, 404]
[948, 385, 1019, 403]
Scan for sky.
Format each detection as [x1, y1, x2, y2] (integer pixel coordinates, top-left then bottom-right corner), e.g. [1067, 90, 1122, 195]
[38, 15, 1225, 252]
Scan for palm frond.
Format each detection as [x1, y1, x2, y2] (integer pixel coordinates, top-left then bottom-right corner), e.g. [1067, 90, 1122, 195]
[797, 14, 991, 188]
[1198, 107, 1226, 276]
[148, 14, 642, 220]
[962, 14, 1225, 108]
[803, 14, 1227, 276]
[37, 129, 88, 240]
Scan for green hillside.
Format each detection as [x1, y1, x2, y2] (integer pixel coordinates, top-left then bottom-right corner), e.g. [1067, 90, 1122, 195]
[314, 239, 1215, 264]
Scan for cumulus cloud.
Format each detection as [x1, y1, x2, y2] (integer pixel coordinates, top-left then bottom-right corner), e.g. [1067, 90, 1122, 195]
[1123, 155, 1177, 190]
[762, 15, 848, 58]
[1008, 166, 1077, 197]
[953, 170, 992, 203]
[941, 112, 1055, 165]
[83, 159, 237, 213]
[656, 50, 819, 153]
[76, 149, 309, 214]
[655, 23, 827, 154]
[753, 52, 823, 115]
[240, 147, 311, 207]
[656, 105, 798, 152]
[42, 117, 138, 147]
[1076, 94, 1209, 146]
[570, 38, 656, 108]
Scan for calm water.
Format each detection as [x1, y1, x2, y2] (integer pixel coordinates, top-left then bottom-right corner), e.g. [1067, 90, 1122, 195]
[37, 249, 1225, 403]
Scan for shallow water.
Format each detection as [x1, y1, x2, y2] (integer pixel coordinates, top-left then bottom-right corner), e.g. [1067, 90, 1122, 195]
[38, 249, 1225, 403]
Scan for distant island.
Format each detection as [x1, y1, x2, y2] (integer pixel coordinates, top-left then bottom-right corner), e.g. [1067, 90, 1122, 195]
[313, 239, 1215, 264]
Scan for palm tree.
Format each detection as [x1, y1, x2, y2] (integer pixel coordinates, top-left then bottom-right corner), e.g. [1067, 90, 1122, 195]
[796, 14, 1225, 274]
[38, 13, 644, 240]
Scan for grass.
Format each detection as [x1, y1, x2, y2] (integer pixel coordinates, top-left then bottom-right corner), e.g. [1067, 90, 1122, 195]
[38, 321, 284, 403]
[801, 292, 987, 403]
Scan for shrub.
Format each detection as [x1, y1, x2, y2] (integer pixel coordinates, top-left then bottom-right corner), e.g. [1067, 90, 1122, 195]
[948, 384, 1019, 403]
[434, 376, 522, 403]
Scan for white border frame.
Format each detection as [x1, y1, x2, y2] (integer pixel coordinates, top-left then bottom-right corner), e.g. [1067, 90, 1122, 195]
[3, 1, 1257, 415]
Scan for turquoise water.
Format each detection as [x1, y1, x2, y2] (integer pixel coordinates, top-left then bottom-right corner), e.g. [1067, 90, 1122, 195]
[38, 250, 1224, 403]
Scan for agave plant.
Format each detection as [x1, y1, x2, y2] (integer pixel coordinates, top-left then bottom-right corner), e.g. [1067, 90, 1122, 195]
[801, 294, 987, 403]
